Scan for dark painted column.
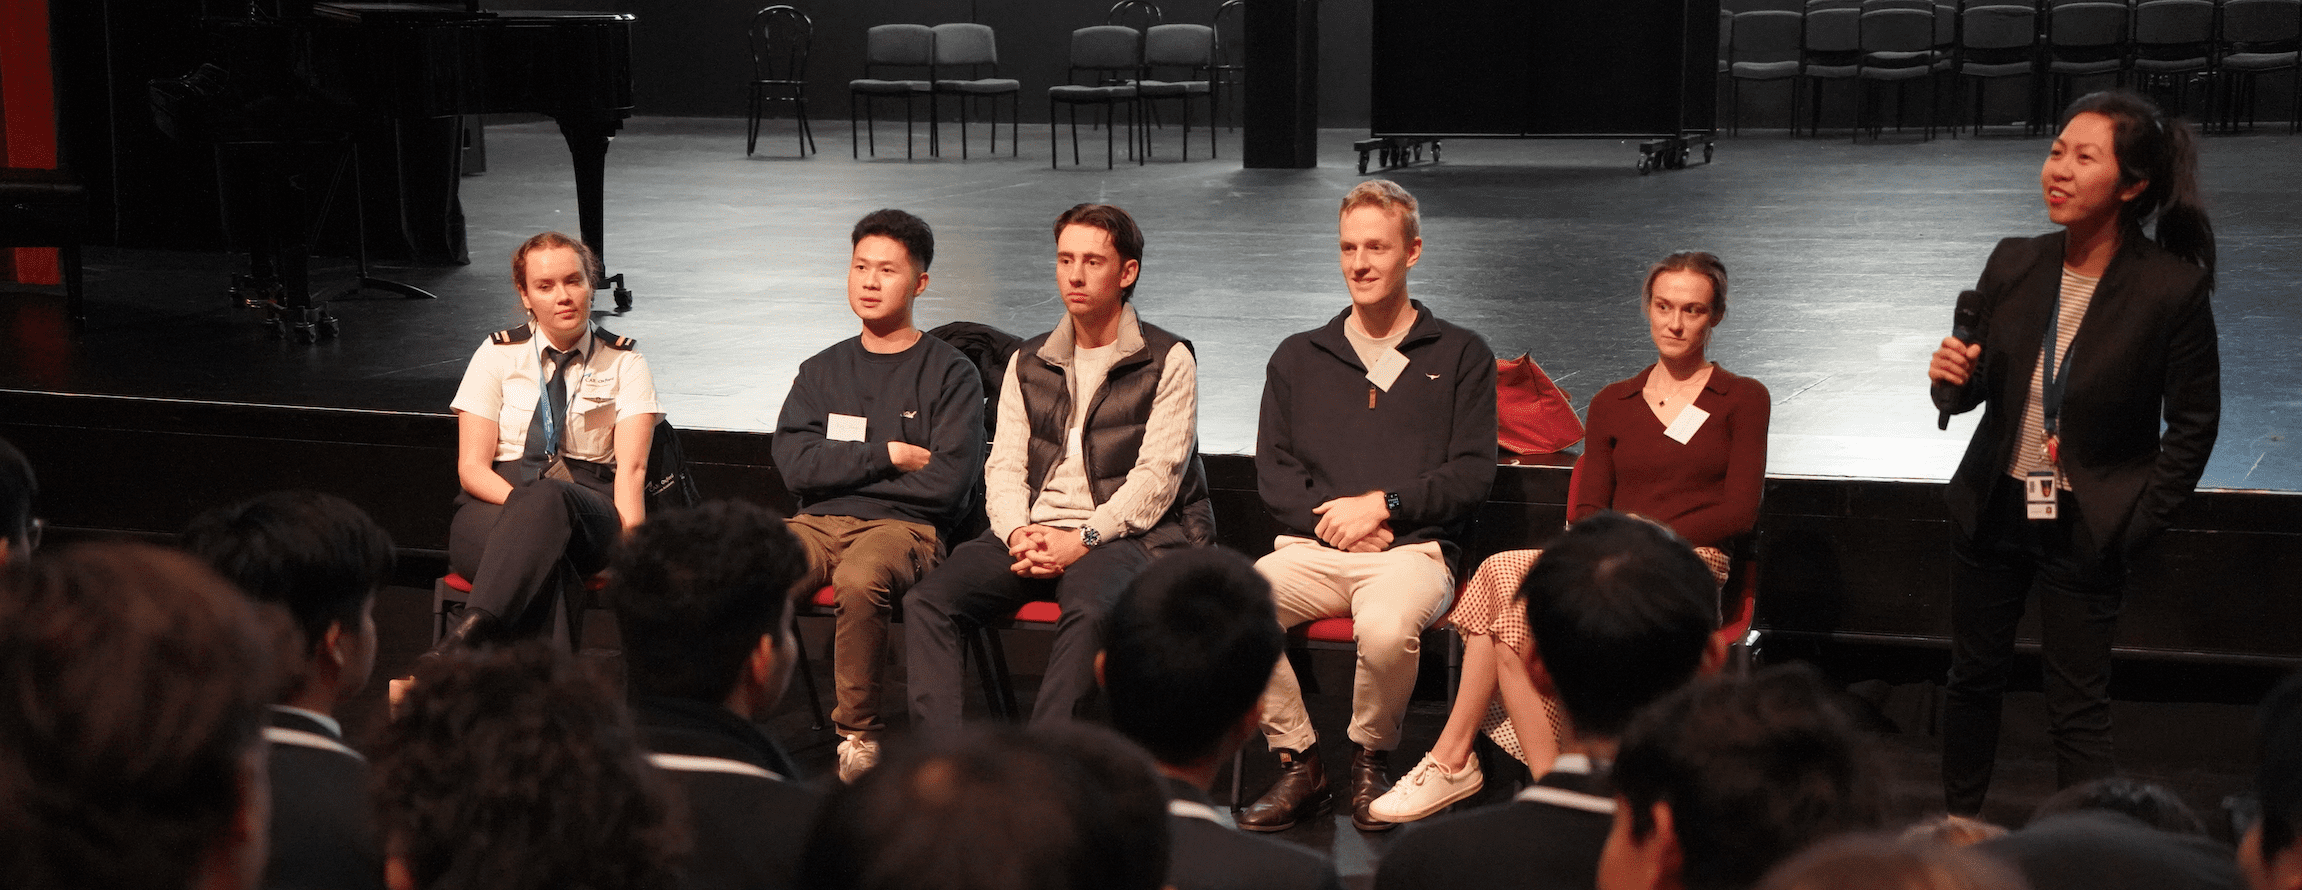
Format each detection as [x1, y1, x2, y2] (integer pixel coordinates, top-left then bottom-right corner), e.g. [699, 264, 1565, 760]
[1243, 0, 1318, 169]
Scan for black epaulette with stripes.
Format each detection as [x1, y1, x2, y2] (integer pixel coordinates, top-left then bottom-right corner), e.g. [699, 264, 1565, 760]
[490, 324, 533, 345]
[593, 327, 637, 350]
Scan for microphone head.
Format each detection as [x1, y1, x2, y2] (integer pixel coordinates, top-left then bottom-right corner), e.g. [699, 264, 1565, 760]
[1950, 289, 1983, 343]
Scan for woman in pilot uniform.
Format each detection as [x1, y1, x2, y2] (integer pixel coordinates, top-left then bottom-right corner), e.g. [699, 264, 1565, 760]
[439, 231, 660, 648]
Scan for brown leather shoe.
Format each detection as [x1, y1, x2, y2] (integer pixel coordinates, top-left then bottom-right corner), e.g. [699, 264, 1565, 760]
[1348, 743, 1398, 831]
[1237, 747, 1330, 832]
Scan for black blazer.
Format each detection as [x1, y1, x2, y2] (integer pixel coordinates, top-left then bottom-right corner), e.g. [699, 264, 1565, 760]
[1372, 765, 1617, 890]
[262, 708, 384, 890]
[634, 696, 824, 890]
[1161, 778, 1342, 890]
[1932, 231, 2219, 555]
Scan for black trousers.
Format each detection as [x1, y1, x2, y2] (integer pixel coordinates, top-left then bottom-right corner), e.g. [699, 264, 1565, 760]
[903, 531, 1154, 734]
[448, 461, 619, 645]
[1943, 475, 2126, 814]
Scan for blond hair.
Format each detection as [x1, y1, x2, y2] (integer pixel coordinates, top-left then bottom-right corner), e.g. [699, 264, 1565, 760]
[1339, 180, 1420, 242]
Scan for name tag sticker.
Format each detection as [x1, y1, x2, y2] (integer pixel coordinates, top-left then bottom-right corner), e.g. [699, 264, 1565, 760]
[828, 413, 868, 442]
[1663, 404, 1710, 444]
[1366, 349, 1409, 392]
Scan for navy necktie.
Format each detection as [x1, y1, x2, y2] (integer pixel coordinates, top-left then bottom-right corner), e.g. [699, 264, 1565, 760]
[520, 347, 576, 480]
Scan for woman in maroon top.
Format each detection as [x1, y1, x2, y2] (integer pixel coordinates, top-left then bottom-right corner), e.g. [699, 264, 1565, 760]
[1369, 251, 1770, 823]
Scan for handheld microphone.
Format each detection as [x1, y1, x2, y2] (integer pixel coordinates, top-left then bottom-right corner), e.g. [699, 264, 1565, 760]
[1939, 289, 1984, 431]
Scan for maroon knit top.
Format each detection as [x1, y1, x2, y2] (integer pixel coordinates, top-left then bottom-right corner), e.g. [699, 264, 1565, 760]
[1567, 364, 1771, 549]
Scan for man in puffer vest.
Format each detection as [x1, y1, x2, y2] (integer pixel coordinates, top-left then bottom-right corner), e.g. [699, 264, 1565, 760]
[905, 203, 1214, 734]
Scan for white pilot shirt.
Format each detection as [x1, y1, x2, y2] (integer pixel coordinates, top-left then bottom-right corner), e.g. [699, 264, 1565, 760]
[450, 325, 662, 465]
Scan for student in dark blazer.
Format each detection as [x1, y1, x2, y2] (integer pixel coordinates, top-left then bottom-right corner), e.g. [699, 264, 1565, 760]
[605, 501, 824, 890]
[1099, 548, 1343, 890]
[1929, 90, 2220, 816]
[1375, 512, 1725, 890]
[183, 491, 396, 890]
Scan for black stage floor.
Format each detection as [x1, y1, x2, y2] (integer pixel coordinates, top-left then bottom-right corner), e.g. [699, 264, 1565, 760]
[6, 117, 2299, 491]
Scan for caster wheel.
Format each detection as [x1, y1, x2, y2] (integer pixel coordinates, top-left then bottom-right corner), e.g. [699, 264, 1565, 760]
[317, 316, 341, 339]
[1357, 152, 1370, 174]
[1431, 142, 1441, 162]
[614, 285, 633, 313]
[1703, 143, 1714, 163]
[1637, 155, 1653, 175]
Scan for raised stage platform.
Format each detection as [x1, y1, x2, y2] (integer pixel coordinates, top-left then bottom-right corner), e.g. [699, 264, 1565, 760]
[5, 118, 2299, 865]
[5, 118, 2298, 660]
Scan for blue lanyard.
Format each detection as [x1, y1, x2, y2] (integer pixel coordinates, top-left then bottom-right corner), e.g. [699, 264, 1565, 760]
[2040, 288, 2075, 439]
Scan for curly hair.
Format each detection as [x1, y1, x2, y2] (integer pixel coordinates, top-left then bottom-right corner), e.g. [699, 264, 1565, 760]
[373, 643, 685, 890]
[0, 542, 274, 890]
[606, 500, 809, 704]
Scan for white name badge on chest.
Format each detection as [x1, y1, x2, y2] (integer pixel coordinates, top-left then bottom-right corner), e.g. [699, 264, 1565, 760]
[1663, 404, 1710, 444]
[828, 413, 868, 442]
[1365, 348, 1409, 392]
[2025, 469, 2059, 520]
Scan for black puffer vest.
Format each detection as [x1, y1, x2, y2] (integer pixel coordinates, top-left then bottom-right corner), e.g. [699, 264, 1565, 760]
[1012, 312, 1215, 550]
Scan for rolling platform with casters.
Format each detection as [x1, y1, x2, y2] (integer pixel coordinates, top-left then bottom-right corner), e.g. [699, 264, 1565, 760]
[1362, 0, 1719, 176]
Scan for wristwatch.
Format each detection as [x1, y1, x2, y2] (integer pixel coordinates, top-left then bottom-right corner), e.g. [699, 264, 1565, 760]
[1383, 491, 1402, 514]
[1078, 526, 1102, 548]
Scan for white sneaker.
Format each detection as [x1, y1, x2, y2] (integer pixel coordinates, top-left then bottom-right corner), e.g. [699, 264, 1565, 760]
[1367, 752, 1483, 822]
[837, 737, 881, 783]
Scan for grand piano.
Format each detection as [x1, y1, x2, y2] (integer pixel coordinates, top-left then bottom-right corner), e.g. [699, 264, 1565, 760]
[149, 0, 639, 341]
[307, 2, 638, 311]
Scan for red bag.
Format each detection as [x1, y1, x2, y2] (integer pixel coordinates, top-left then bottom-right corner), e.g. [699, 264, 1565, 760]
[1496, 353, 1583, 455]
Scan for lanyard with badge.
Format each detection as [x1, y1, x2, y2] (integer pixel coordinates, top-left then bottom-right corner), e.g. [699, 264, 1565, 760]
[2027, 292, 2074, 521]
[535, 340, 591, 481]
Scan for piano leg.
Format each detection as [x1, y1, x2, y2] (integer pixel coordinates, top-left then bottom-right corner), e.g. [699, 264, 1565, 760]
[558, 116, 632, 312]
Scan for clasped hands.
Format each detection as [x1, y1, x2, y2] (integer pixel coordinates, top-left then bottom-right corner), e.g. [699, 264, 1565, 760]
[1007, 524, 1090, 578]
[1313, 490, 1393, 553]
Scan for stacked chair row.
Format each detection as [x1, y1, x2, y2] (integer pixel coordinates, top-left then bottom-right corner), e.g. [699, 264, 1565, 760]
[1720, 0, 2301, 138]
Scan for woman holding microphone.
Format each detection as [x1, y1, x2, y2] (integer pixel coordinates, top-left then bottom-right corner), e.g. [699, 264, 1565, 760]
[1929, 91, 2218, 816]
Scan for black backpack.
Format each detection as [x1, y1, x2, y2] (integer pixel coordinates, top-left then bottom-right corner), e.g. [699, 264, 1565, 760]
[644, 417, 701, 510]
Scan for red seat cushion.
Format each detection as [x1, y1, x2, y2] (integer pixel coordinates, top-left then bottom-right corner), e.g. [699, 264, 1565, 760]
[1297, 617, 1354, 643]
[440, 571, 606, 594]
[1013, 600, 1063, 624]
[811, 585, 837, 608]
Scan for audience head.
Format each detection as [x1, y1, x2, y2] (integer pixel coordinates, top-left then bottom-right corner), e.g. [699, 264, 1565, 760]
[181, 490, 394, 710]
[2054, 90, 2214, 286]
[1601, 664, 1888, 890]
[1337, 179, 1423, 309]
[1758, 833, 2030, 890]
[1100, 546, 1284, 770]
[801, 723, 1171, 890]
[2030, 777, 2205, 836]
[1901, 814, 2011, 848]
[1053, 203, 1144, 303]
[2244, 672, 2302, 890]
[606, 500, 809, 717]
[0, 435, 34, 564]
[0, 542, 276, 890]
[373, 643, 682, 890]
[1523, 510, 1724, 740]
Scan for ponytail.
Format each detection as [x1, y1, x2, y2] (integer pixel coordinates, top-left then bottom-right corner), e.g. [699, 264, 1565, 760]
[2061, 91, 2217, 289]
